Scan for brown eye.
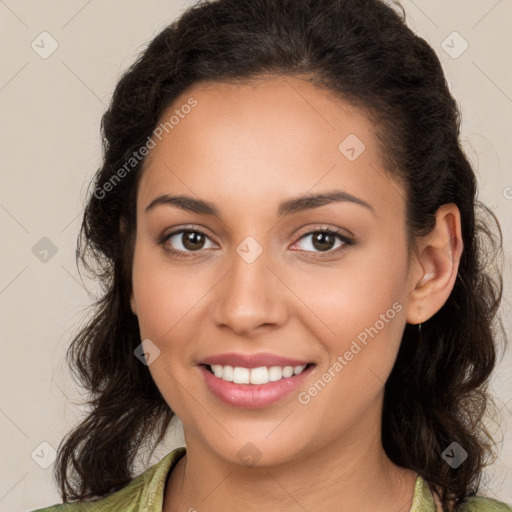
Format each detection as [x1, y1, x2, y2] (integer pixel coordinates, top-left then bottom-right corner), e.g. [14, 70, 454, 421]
[180, 230, 206, 251]
[311, 232, 337, 251]
[161, 228, 216, 255]
[293, 229, 353, 254]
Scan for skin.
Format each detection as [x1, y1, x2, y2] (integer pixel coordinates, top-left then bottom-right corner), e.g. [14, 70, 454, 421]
[129, 75, 463, 512]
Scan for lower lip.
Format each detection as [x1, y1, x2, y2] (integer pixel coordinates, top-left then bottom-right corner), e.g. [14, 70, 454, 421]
[199, 365, 314, 408]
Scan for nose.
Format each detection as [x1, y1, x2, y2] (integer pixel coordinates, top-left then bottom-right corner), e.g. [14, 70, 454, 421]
[212, 248, 289, 338]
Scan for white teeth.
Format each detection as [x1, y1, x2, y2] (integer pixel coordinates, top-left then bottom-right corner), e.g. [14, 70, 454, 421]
[250, 366, 268, 385]
[268, 366, 283, 381]
[222, 365, 234, 382]
[233, 367, 250, 384]
[282, 366, 294, 378]
[208, 363, 308, 384]
[212, 364, 223, 378]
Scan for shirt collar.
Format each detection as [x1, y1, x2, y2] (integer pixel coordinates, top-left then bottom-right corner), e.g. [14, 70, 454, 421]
[139, 446, 187, 511]
[410, 475, 438, 512]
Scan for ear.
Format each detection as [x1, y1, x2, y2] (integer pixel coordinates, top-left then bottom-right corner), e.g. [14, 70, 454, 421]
[405, 203, 464, 325]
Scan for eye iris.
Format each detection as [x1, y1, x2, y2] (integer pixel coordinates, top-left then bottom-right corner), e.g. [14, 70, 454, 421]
[312, 232, 336, 251]
[175, 231, 340, 252]
[182, 230, 205, 251]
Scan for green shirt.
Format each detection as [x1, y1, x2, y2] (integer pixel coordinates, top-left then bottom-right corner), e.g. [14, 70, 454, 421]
[30, 446, 512, 512]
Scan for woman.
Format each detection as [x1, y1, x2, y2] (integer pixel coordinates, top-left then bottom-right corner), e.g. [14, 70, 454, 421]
[32, 0, 511, 510]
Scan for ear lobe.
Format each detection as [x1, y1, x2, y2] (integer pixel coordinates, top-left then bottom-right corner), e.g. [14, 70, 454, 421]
[406, 203, 464, 325]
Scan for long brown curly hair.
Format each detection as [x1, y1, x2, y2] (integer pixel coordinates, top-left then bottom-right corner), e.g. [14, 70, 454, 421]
[53, 0, 507, 509]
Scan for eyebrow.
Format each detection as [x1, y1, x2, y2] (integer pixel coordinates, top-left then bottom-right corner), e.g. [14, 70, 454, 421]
[144, 190, 375, 217]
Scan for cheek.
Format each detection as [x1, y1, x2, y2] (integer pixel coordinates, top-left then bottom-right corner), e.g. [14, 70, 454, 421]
[287, 250, 407, 406]
[296, 273, 406, 431]
[131, 244, 212, 341]
[286, 252, 406, 346]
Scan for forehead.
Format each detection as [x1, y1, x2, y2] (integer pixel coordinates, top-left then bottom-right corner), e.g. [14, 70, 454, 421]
[136, 76, 405, 222]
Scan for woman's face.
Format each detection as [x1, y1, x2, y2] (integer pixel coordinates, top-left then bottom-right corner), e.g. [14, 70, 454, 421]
[130, 75, 422, 467]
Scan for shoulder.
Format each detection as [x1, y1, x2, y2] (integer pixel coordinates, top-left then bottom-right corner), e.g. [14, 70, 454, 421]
[414, 476, 511, 512]
[455, 496, 512, 512]
[28, 446, 187, 512]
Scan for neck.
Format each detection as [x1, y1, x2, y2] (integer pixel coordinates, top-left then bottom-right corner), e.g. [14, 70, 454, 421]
[164, 420, 418, 512]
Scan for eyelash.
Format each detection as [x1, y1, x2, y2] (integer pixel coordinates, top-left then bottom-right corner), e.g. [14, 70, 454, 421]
[158, 226, 355, 259]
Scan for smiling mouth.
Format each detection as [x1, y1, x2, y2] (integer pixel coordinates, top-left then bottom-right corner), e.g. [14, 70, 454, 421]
[203, 363, 314, 385]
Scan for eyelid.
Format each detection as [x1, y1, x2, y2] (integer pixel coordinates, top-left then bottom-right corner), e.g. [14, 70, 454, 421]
[290, 225, 354, 255]
[293, 224, 354, 242]
[158, 224, 218, 254]
[159, 224, 355, 257]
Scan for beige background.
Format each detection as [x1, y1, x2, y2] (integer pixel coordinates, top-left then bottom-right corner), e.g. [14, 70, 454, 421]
[1, 1, 511, 510]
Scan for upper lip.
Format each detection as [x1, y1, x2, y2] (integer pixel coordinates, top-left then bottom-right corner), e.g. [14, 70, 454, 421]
[199, 352, 312, 368]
